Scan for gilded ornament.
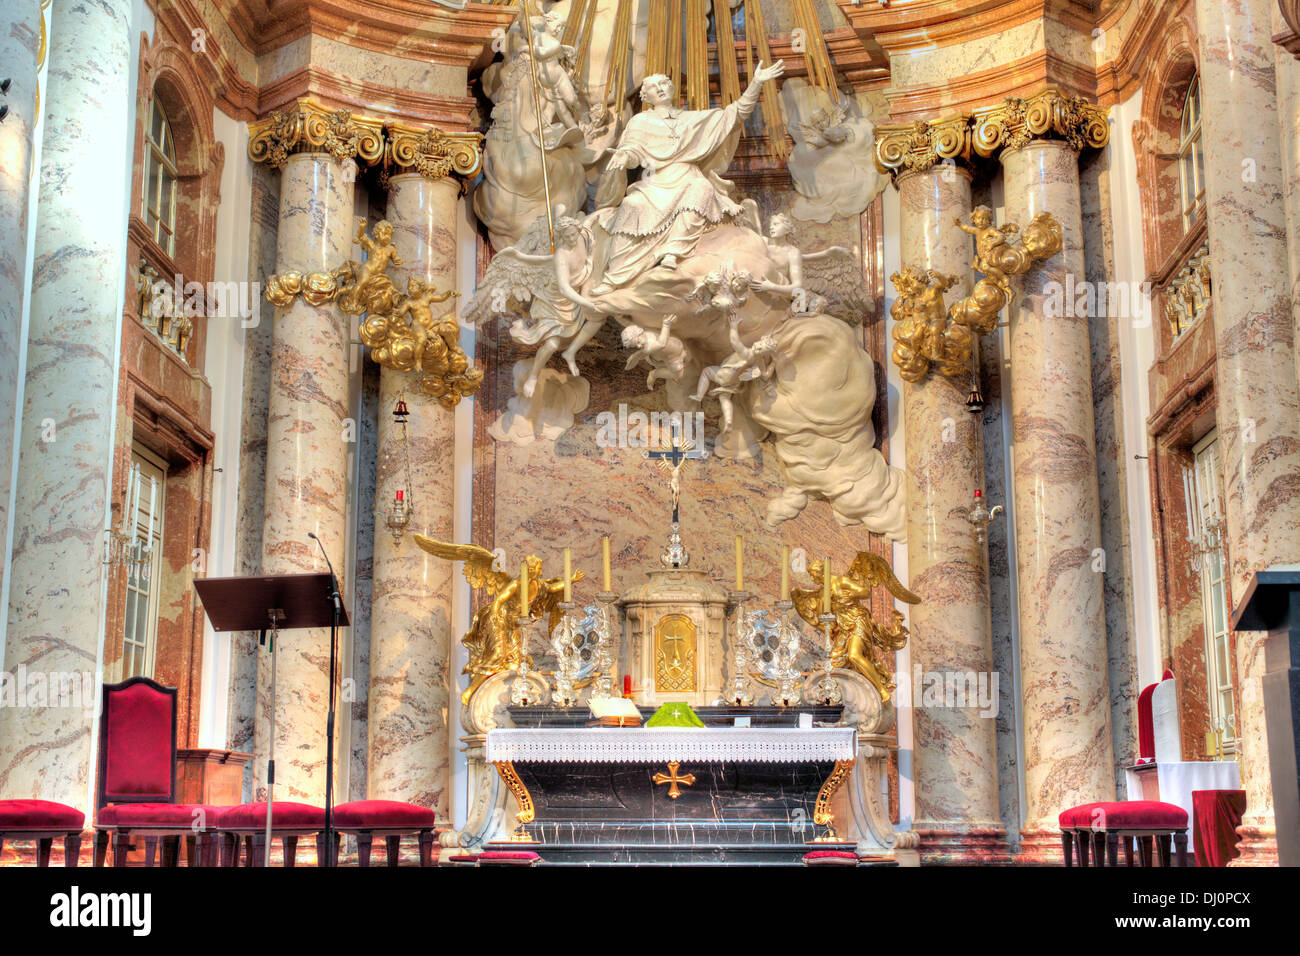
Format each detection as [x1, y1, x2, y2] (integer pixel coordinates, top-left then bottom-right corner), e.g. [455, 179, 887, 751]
[971, 87, 1109, 158]
[812, 758, 855, 842]
[651, 761, 696, 799]
[492, 760, 538, 842]
[412, 537, 580, 704]
[386, 123, 484, 181]
[874, 114, 972, 177]
[791, 551, 920, 703]
[247, 98, 384, 170]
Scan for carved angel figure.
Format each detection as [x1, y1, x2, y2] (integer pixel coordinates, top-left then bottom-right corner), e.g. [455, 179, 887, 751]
[465, 209, 606, 399]
[750, 214, 871, 321]
[412, 536, 583, 704]
[791, 551, 921, 703]
[690, 316, 778, 438]
[529, 12, 583, 130]
[337, 218, 403, 316]
[948, 206, 1064, 335]
[622, 314, 688, 389]
[889, 266, 967, 383]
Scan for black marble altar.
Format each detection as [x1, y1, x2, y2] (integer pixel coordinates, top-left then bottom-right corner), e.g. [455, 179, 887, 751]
[506, 704, 844, 728]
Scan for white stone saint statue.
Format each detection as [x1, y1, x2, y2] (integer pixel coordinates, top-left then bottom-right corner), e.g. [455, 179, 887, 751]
[591, 60, 785, 293]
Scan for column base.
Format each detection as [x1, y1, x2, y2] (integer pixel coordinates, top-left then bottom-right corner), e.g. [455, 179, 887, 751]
[1229, 824, 1278, 867]
[1015, 825, 1067, 865]
[914, 823, 1012, 865]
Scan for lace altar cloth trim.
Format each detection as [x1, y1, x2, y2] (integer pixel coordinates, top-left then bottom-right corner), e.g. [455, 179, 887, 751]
[485, 727, 858, 764]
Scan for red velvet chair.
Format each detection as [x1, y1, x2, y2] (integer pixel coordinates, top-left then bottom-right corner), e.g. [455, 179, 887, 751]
[1060, 801, 1188, 867]
[215, 801, 326, 867]
[93, 677, 221, 867]
[0, 800, 85, 866]
[329, 800, 441, 867]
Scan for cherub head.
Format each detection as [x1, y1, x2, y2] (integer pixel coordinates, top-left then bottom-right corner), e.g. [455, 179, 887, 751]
[890, 266, 928, 297]
[969, 206, 994, 229]
[372, 220, 394, 244]
[639, 73, 676, 108]
[769, 213, 795, 239]
[751, 335, 778, 355]
[621, 324, 648, 348]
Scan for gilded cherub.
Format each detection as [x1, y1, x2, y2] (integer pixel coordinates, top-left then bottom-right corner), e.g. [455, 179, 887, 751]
[412, 536, 583, 704]
[889, 266, 967, 382]
[690, 316, 778, 438]
[791, 551, 920, 703]
[622, 314, 688, 390]
[954, 206, 1019, 296]
[337, 218, 403, 316]
[396, 276, 459, 374]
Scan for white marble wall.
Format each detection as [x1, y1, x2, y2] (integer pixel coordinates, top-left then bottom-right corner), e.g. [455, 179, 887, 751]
[0, 0, 133, 804]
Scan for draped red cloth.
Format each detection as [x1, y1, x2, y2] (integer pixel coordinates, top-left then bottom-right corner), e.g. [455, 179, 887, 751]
[1192, 789, 1246, 867]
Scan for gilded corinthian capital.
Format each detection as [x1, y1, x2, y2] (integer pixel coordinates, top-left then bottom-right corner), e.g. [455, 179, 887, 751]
[874, 114, 972, 177]
[247, 98, 386, 169]
[970, 87, 1109, 157]
[385, 123, 484, 181]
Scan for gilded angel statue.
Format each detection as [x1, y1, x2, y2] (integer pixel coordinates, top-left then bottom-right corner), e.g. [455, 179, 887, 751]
[412, 536, 582, 704]
[336, 218, 403, 317]
[464, 208, 607, 399]
[889, 266, 967, 383]
[791, 551, 921, 703]
[750, 214, 872, 321]
[948, 205, 1063, 335]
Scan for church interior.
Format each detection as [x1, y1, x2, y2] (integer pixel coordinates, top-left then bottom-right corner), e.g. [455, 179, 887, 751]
[1, 0, 1299, 881]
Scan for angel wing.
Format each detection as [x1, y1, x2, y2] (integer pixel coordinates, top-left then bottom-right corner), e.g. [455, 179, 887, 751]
[412, 535, 514, 595]
[846, 550, 921, 605]
[463, 216, 563, 327]
[789, 585, 824, 630]
[801, 246, 875, 323]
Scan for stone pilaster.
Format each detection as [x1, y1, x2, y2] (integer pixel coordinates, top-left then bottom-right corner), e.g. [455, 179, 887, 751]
[366, 172, 459, 820]
[1196, 0, 1300, 866]
[1000, 139, 1115, 862]
[0, 0, 133, 802]
[255, 152, 355, 804]
[897, 166, 1009, 864]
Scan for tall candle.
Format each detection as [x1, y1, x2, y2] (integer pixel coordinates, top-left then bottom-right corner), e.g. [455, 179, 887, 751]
[780, 545, 790, 602]
[563, 547, 572, 602]
[601, 536, 611, 591]
[520, 560, 530, 616]
[735, 535, 744, 590]
[821, 557, 832, 613]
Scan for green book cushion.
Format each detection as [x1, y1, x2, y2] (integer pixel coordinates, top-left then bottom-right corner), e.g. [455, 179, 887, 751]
[645, 702, 706, 728]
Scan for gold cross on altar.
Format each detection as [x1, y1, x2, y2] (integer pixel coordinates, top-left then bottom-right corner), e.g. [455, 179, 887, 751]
[652, 760, 696, 799]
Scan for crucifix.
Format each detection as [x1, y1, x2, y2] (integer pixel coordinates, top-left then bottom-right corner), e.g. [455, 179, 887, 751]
[644, 423, 706, 525]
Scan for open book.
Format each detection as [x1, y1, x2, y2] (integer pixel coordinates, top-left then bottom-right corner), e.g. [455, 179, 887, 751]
[589, 697, 642, 727]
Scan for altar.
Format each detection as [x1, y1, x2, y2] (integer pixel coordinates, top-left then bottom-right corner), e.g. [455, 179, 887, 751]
[484, 723, 863, 865]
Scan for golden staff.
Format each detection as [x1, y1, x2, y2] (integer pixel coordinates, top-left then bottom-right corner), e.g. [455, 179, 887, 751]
[517, 0, 556, 251]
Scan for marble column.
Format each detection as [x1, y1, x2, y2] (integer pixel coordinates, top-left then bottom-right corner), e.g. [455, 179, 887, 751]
[366, 173, 459, 820]
[897, 167, 1009, 863]
[1197, 0, 1300, 865]
[256, 152, 355, 804]
[0, 0, 133, 803]
[0, 1, 41, 614]
[1001, 140, 1115, 862]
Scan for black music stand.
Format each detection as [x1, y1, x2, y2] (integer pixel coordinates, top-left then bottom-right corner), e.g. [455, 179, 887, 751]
[195, 572, 350, 866]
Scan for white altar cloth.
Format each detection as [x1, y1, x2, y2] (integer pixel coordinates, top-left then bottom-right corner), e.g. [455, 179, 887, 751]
[485, 727, 858, 764]
[1124, 760, 1241, 852]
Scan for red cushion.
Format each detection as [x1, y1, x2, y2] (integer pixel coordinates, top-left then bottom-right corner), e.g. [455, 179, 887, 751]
[216, 802, 324, 830]
[98, 803, 216, 828]
[477, 850, 539, 865]
[446, 854, 479, 863]
[803, 850, 858, 866]
[333, 800, 436, 829]
[1058, 802, 1105, 827]
[0, 799, 85, 831]
[1066, 801, 1188, 830]
[1137, 682, 1157, 761]
[103, 681, 175, 801]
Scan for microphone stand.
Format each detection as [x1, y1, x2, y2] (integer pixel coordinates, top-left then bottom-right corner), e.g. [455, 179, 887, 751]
[309, 532, 342, 867]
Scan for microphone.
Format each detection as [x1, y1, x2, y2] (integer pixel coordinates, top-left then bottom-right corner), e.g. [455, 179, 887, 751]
[307, 532, 342, 611]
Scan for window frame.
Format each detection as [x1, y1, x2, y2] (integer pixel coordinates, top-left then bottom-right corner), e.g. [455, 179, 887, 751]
[141, 95, 179, 259]
[1190, 430, 1237, 756]
[120, 444, 167, 681]
[1178, 75, 1206, 234]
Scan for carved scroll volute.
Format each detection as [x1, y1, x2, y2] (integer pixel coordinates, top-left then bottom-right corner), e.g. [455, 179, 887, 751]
[386, 123, 484, 181]
[971, 87, 1110, 158]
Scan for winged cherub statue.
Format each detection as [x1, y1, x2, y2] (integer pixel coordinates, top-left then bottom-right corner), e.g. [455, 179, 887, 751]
[690, 316, 779, 439]
[412, 536, 583, 704]
[750, 213, 872, 321]
[791, 551, 921, 703]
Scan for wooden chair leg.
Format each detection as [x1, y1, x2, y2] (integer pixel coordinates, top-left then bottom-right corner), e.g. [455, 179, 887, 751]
[1173, 832, 1188, 868]
[418, 830, 434, 868]
[1062, 830, 1074, 866]
[185, 834, 197, 867]
[64, 834, 82, 868]
[1092, 831, 1106, 867]
[1137, 835, 1152, 866]
[1122, 835, 1134, 867]
[250, 833, 266, 868]
[94, 831, 109, 867]
[356, 831, 373, 868]
[144, 836, 158, 867]
[0, 836, 5, 860]
[1105, 832, 1119, 867]
[220, 833, 237, 868]
[1077, 830, 1091, 866]
[1157, 834, 1172, 867]
[385, 834, 402, 867]
[36, 837, 53, 867]
[161, 835, 180, 867]
[113, 831, 130, 868]
[283, 835, 298, 868]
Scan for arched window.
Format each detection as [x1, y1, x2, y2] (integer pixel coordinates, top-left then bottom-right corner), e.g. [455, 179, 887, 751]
[1178, 76, 1205, 232]
[141, 95, 178, 257]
